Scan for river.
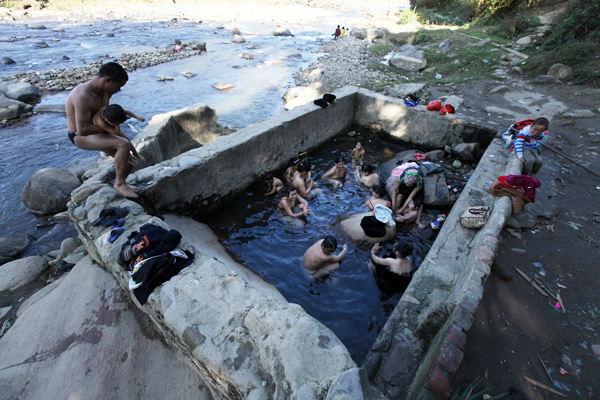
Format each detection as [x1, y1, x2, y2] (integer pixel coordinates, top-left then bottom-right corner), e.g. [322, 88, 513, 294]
[0, 15, 352, 237]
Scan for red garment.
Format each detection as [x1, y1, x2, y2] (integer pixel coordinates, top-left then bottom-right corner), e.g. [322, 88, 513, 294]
[427, 100, 442, 111]
[439, 104, 455, 115]
[413, 151, 427, 161]
[505, 175, 541, 202]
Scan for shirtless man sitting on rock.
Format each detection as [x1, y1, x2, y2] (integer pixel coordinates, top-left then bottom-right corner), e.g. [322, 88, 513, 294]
[66, 62, 140, 199]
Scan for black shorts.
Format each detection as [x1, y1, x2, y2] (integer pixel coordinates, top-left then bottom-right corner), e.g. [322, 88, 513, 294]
[68, 131, 77, 144]
[396, 183, 424, 205]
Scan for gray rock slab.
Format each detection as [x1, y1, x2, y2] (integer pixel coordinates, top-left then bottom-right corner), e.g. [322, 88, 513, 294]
[326, 368, 387, 400]
[0, 235, 30, 258]
[0, 256, 217, 400]
[0, 92, 32, 120]
[533, 75, 562, 84]
[273, 28, 293, 36]
[0, 80, 42, 102]
[21, 167, 81, 215]
[437, 39, 453, 53]
[386, 83, 431, 103]
[489, 85, 510, 94]
[0, 57, 15, 65]
[442, 95, 463, 111]
[389, 45, 427, 72]
[558, 110, 595, 118]
[0, 256, 48, 292]
[0, 306, 11, 319]
[34, 104, 66, 113]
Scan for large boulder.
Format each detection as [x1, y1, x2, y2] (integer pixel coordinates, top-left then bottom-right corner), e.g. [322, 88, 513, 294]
[0, 256, 217, 399]
[339, 212, 396, 248]
[389, 44, 427, 72]
[21, 168, 81, 215]
[0, 256, 48, 292]
[186, 40, 206, 51]
[547, 63, 573, 80]
[0, 56, 16, 65]
[437, 39, 453, 53]
[0, 92, 32, 120]
[451, 142, 481, 162]
[0, 235, 30, 263]
[273, 27, 293, 36]
[384, 173, 452, 207]
[232, 34, 246, 43]
[283, 86, 321, 110]
[0, 80, 42, 102]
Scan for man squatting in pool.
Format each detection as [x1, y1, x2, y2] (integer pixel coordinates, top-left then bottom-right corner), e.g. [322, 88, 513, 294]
[303, 236, 348, 279]
[66, 62, 141, 199]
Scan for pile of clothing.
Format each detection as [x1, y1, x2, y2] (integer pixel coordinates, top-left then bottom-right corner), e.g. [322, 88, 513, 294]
[117, 223, 194, 305]
[489, 175, 541, 215]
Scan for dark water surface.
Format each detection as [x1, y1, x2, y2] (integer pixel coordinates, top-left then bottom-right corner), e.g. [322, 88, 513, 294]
[204, 134, 441, 361]
[1, 17, 330, 235]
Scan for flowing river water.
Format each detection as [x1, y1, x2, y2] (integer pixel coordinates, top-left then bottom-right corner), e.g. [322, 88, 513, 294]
[0, 15, 357, 236]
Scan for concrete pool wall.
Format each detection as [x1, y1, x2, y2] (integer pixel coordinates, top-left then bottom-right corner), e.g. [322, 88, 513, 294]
[69, 87, 516, 399]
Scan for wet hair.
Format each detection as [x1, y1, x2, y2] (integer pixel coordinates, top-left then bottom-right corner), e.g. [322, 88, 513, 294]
[289, 157, 299, 165]
[357, 139, 365, 146]
[284, 186, 296, 197]
[335, 157, 346, 164]
[103, 104, 127, 124]
[533, 117, 549, 129]
[323, 235, 337, 250]
[362, 162, 374, 174]
[373, 184, 387, 198]
[412, 196, 422, 207]
[263, 172, 273, 181]
[98, 62, 128, 83]
[393, 240, 413, 258]
[297, 161, 312, 173]
[174, 39, 182, 45]
[298, 150, 308, 159]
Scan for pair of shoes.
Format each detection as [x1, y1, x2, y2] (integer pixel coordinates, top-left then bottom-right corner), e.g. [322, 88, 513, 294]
[313, 93, 337, 108]
[92, 206, 130, 227]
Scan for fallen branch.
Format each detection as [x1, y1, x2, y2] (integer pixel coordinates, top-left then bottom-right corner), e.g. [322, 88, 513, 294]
[525, 376, 567, 397]
[514, 267, 548, 297]
[542, 143, 600, 179]
[537, 355, 553, 384]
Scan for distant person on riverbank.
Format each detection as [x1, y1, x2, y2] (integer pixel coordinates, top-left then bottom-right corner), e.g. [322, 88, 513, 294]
[303, 236, 348, 279]
[340, 27, 346, 37]
[173, 39, 182, 52]
[333, 25, 341, 39]
[263, 172, 284, 195]
[93, 104, 145, 166]
[66, 61, 140, 199]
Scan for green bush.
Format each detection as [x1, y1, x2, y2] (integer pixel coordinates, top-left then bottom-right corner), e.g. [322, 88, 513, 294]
[542, 0, 600, 47]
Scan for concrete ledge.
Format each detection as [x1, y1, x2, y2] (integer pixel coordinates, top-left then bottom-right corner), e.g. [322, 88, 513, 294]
[362, 138, 522, 399]
[68, 185, 359, 400]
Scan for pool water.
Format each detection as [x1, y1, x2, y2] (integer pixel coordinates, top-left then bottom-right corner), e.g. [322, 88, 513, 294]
[204, 133, 443, 362]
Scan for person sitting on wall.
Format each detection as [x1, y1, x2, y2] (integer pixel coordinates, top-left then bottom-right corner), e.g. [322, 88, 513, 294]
[355, 162, 379, 188]
[322, 157, 348, 188]
[303, 235, 348, 279]
[390, 161, 424, 213]
[278, 187, 310, 218]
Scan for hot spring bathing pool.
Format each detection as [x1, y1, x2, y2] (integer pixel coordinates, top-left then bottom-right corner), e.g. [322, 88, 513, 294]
[204, 133, 446, 361]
